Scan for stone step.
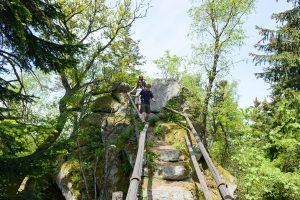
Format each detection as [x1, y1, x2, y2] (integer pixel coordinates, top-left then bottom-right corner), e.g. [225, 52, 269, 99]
[141, 178, 198, 200]
[150, 162, 191, 181]
[156, 149, 180, 162]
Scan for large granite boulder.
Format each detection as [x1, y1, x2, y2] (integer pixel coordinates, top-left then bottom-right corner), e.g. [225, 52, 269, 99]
[151, 79, 181, 112]
[56, 160, 80, 200]
[110, 82, 132, 93]
[91, 94, 121, 113]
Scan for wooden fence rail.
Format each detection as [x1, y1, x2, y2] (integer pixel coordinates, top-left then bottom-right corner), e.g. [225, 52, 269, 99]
[125, 123, 149, 200]
[165, 107, 233, 200]
[185, 134, 212, 200]
[125, 94, 148, 200]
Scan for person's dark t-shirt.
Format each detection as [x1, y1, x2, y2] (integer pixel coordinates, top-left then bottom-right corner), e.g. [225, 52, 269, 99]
[140, 90, 153, 105]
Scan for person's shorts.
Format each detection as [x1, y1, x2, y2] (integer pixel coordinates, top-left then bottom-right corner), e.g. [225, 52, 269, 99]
[134, 96, 141, 105]
[141, 104, 151, 114]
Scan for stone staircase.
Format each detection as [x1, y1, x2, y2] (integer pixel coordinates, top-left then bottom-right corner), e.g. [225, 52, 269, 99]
[140, 124, 200, 200]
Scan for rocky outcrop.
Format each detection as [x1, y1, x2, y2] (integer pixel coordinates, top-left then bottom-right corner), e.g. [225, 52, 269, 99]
[151, 79, 181, 112]
[56, 160, 80, 200]
[91, 94, 122, 113]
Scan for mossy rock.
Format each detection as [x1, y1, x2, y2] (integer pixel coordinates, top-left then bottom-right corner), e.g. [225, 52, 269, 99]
[112, 92, 128, 104]
[80, 113, 104, 127]
[91, 94, 121, 113]
[104, 116, 130, 127]
[56, 160, 81, 200]
[160, 123, 187, 145]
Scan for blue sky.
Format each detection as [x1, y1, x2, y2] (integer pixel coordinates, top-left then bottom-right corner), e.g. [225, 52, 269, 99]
[131, 0, 292, 108]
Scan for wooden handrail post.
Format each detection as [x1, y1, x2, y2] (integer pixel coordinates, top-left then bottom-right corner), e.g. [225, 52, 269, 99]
[125, 123, 149, 200]
[185, 134, 212, 200]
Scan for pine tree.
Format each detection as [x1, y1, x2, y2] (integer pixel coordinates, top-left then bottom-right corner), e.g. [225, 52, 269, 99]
[0, 0, 81, 107]
[251, 0, 300, 94]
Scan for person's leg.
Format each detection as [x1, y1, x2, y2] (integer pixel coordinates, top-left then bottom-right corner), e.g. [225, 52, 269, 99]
[140, 104, 147, 121]
[145, 104, 150, 121]
[142, 112, 147, 121]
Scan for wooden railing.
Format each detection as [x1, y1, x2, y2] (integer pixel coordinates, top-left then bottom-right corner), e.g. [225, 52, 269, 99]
[165, 107, 233, 200]
[125, 93, 148, 200]
[185, 134, 212, 200]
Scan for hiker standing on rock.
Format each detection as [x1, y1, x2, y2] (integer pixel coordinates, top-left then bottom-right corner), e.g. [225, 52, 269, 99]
[140, 84, 156, 122]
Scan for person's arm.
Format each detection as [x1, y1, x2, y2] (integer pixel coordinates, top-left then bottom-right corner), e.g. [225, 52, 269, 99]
[135, 88, 142, 96]
[150, 92, 156, 102]
[128, 87, 136, 95]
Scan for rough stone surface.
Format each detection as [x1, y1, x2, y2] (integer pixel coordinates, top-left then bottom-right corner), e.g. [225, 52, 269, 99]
[142, 178, 196, 200]
[217, 166, 237, 198]
[155, 164, 191, 181]
[149, 186, 194, 200]
[91, 94, 121, 113]
[111, 82, 132, 93]
[112, 92, 128, 104]
[112, 191, 123, 200]
[56, 160, 80, 200]
[123, 142, 138, 168]
[148, 113, 160, 124]
[104, 116, 130, 127]
[151, 79, 181, 112]
[157, 149, 180, 162]
[81, 113, 103, 127]
[192, 144, 202, 161]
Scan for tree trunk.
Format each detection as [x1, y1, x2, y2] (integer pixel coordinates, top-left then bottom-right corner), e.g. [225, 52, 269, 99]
[200, 37, 220, 149]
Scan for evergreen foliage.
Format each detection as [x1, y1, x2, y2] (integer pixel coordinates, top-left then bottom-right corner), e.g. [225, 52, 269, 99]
[251, 0, 300, 93]
[0, 0, 81, 105]
[230, 1, 300, 199]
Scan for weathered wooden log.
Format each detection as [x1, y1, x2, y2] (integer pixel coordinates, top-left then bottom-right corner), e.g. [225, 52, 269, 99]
[183, 113, 232, 200]
[127, 93, 145, 123]
[126, 123, 149, 200]
[185, 134, 212, 200]
[165, 106, 183, 115]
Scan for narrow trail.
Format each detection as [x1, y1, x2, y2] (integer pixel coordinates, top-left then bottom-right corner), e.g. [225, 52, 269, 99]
[124, 94, 233, 200]
[140, 124, 201, 200]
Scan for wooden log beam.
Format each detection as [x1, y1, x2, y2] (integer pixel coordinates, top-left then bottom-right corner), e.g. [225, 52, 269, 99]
[185, 134, 212, 200]
[126, 123, 149, 200]
[165, 106, 183, 115]
[183, 113, 232, 200]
